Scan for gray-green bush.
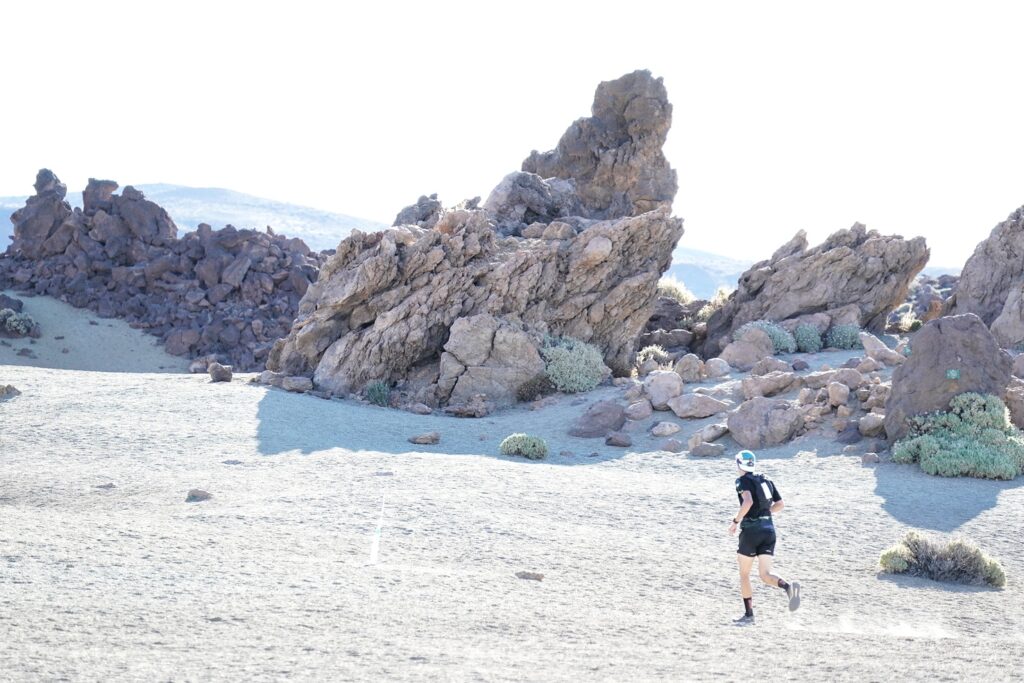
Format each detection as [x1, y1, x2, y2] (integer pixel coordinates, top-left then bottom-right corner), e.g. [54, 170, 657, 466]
[824, 324, 863, 350]
[892, 393, 1024, 480]
[695, 286, 731, 323]
[879, 531, 1006, 588]
[736, 320, 797, 354]
[794, 324, 823, 353]
[656, 276, 696, 304]
[499, 433, 549, 460]
[365, 380, 391, 407]
[0, 309, 37, 337]
[636, 344, 670, 366]
[516, 375, 556, 403]
[541, 337, 609, 393]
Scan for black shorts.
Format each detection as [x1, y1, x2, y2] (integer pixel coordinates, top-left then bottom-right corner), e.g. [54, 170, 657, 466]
[737, 521, 776, 557]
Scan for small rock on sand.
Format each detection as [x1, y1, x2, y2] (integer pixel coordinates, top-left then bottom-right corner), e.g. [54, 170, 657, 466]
[515, 571, 544, 581]
[409, 432, 441, 445]
[94, 483, 116, 489]
[208, 363, 233, 383]
[1, 385, 21, 401]
[651, 421, 681, 437]
[660, 438, 684, 453]
[605, 432, 632, 447]
[185, 489, 213, 503]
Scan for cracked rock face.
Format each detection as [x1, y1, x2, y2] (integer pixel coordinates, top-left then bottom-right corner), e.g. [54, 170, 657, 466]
[949, 206, 1024, 347]
[267, 70, 684, 405]
[702, 224, 929, 357]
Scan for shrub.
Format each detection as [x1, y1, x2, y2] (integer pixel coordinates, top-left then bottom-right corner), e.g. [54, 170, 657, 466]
[365, 380, 391, 407]
[895, 310, 923, 334]
[656, 276, 695, 304]
[541, 336, 609, 393]
[794, 324, 823, 353]
[499, 433, 548, 460]
[892, 393, 1024, 480]
[696, 286, 732, 322]
[0, 308, 37, 337]
[824, 324, 863, 350]
[516, 375, 556, 403]
[879, 531, 1006, 588]
[636, 345, 670, 366]
[736, 320, 797, 354]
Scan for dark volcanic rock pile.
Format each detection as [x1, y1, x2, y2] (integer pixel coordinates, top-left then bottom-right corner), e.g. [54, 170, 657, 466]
[0, 171, 324, 370]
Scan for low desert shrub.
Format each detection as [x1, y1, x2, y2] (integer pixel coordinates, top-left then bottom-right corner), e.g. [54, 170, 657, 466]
[879, 531, 1006, 588]
[895, 310, 923, 333]
[892, 393, 1024, 480]
[636, 344, 670, 366]
[656, 276, 696, 304]
[736, 319, 797, 354]
[793, 324, 823, 353]
[824, 324, 863, 350]
[365, 380, 391, 407]
[695, 286, 732, 323]
[499, 433, 548, 460]
[541, 336, 609, 393]
[0, 309, 37, 337]
[516, 375, 556, 403]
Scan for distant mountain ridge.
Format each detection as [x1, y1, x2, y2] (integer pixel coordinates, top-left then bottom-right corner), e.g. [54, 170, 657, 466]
[1, 185, 960, 298]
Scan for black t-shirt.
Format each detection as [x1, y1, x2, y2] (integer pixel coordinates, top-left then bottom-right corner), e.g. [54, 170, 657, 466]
[735, 472, 781, 521]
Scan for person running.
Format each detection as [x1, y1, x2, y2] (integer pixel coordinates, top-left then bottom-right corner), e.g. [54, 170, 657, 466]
[728, 450, 800, 623]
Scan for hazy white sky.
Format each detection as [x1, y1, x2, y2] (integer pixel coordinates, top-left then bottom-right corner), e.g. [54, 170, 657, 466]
[4, 0, 1024, 267]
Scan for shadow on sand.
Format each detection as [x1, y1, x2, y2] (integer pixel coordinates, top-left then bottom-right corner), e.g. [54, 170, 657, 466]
[254, 386, 628, 465]
[873, 461, 1023, 532]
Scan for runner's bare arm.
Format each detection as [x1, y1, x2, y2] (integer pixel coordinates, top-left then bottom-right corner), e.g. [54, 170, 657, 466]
[729, 491, 753, 535]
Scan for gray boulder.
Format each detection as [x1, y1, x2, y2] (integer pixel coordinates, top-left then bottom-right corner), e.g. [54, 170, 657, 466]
[884, 314, 1013, 442]
[569, 401, 627, 438]
[727, 397, 804, 449]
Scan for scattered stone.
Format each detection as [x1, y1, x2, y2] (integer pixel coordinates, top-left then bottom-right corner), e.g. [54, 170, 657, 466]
[605, 432, 632, 447]
[222, 459, 243, 465]
[741, 371, 800, 399]
[406, 402, 433, 415]
[409, 432, 441, 445]
[836, 424, 863, 444]
[750, 357, 791, 376]
[280, 376, 314, 393]
[0, 294, 24, 312]
[185, 489, 212, 503]
[444, 394, 492, 418]
[837, 405, 853, 419]
[1014, 354, 1024, 379]
[667, 393, 731, 418]
[188, 359, 210, 374]
[644, 370, 684, 410]
[791, 359, 810, 371]
[827, 382, 850, 407]
[0, 385, 20, 401]
[859, 332, 905, 366]
[704, 358, 731, 378]
[718, 327, 774, 371]
[569, 401, 626, 438]
[673, 354, 705, 382]
[727, 397, 804, 449]
[660, 439, 684, 452]
[625, 399, 654, 421]
[94, 483, 116, 489]
[692, 423, 730, 445]
[208, 362, 233, 383]
[16, 348, 36, 358]
[856, 357, 885, 374]
[651, 421, 681, 437]
[858, 413, 886, 437]
[690, 441, 726, 457]
[862, 452, 881, 464]
[515, 571, 544, 581]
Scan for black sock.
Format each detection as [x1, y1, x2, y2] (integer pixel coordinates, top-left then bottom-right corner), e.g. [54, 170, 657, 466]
[743, 597, 753, 616]
[778, 578, 790, 591]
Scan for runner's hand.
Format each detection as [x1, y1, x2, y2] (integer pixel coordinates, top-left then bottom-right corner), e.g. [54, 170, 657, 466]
[728, 521, 737, 536]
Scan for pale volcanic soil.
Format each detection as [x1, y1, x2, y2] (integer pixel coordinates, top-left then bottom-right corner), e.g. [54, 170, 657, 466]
[1, 314, 1023, 681]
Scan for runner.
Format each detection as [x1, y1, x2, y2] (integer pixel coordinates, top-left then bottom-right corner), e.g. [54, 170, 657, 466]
[728, 450, 801, 623]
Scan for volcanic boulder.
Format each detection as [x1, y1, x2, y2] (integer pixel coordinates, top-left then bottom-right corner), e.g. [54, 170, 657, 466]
[701, 224, 929, 357]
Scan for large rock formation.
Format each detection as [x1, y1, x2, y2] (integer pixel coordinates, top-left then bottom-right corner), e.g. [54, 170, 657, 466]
[884, 314, 1013, 443]
[947, 206, 1024, 345]
[0, 172, 324, 370]
[701, 224, 929, 357]
[267, 71, 684, 406]
[522, 70, 677, 220]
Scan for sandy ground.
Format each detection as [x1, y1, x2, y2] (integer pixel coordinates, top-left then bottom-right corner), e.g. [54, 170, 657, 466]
[0, 290, 189, 372]
[2, 350, 1024, 681]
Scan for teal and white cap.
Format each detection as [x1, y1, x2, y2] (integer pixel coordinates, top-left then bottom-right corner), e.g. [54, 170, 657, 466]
[736, 450, 757, 472]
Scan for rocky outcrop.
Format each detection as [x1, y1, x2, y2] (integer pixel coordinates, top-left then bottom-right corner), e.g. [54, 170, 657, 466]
[727, 397, 804, 449]
[947, 206, 1024, 345]
[888, 273, 957, 330]
[522, 70, 677, 221]
[267, 71, 683, 405]
[0, 171, 324, 370]
[701, 224, 929, 356]
[884, 314, 1013, 443]
[393, 194, 444, 230]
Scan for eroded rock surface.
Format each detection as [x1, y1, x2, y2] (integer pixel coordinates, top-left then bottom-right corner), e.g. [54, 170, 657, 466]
[701, 224, 928, 357]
